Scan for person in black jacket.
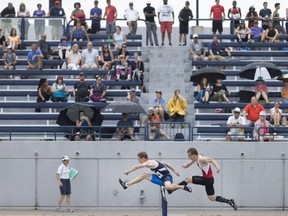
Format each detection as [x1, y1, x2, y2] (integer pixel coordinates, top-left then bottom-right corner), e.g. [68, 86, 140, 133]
[0, 2, 16, 35]
[178, 1, 193, 46]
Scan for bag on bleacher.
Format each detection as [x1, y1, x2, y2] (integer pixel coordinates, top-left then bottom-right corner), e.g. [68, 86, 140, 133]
[174, 133, 184, 141]
[61, 62, 67, 70]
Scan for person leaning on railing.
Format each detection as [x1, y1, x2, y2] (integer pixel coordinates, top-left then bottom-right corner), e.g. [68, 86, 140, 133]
[47, 1, 66, 40]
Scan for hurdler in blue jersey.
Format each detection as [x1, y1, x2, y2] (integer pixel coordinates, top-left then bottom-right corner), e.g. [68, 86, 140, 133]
[119, 151, 192, 193]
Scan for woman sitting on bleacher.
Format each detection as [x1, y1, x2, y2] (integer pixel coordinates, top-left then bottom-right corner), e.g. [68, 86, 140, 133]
[270, 101, 287, 127]
[100, 44, 114, 71]
[51, 76, 69, 102]
[254, 76, 269, 104]
[115, 54, 132, 80]
[113, 26, 127, 50]
[0, 28, 6, 50]
[210, 78, 231, 103]
[3, 45, 17, 72]
[130, 52, 144, 91]
[265, 21, 279, 43]
[70, 20, 89, 42]
[235, 20, 252, 42]
[89, 75, 107, 102]
[35, 78, 51, 112]
[195, 77, 210, 103]
[58, 36, 71, 60]
[281, 80, 288, 107]
[67, 44, 82, 71]
[7, 28, 21, 50]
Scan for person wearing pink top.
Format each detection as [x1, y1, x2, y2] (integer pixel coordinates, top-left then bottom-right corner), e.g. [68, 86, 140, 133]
[103, 0, 117, 36]
[255, 76, 269, 103]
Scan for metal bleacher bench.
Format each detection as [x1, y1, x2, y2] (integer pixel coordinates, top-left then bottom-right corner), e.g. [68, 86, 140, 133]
[194, 102, 288, 109]
[192, 60, 288, 67]
[193, 91, 281, 98]
[192, 80, 282, 87]
[190, 34, 288, 41]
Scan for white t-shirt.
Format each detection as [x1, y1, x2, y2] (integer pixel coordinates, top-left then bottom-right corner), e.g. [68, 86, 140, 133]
[57, 164, 70, 179]
[158, 5, 174, 22]
[18, 9, 30, 17]
[227, 115, 246, 134]
[270, 107, 283, 115]
[82, 48, 99, 65]
[124, 8, 139, 21]
[67, 52, 82, 65]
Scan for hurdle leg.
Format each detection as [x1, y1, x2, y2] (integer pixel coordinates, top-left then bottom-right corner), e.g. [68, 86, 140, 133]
[160, 186, 167, 216]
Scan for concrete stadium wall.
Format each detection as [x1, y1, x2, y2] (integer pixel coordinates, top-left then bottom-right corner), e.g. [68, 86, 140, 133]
[0, 141, 287, 210]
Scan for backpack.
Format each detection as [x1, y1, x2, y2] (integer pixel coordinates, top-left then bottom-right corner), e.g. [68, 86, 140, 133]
[174, 133, 185, 141]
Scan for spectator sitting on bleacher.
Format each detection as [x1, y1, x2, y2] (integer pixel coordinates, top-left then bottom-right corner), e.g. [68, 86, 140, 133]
[270, 101, 287, 126]
[100, 44, 114, 71]
[210, 78, 230, 103]
[117, 44, 130, 62]
[116, 54, 132, 80]
[70, 2, 87, 28]
[58, 36, 71, 60]
[281, 79, 288, 108]
[89, 75, 106, 102]
[73, 72, 90, 102]
[243, 96, 265, 126]
[0, 28, 6, 50]
[168, 89, 187, 128]
[250, 20, 265, 42]
[51, 75, 69, 103]
[253, 111, 273, 142]
[35, 78, 51, 112]
[37, 33, 54, 61]
[245, 5, 258, 28]
[189, 34, 208, 61]
[130, 52, 144, 91]
[74, 111, 93, 141]
[113, 26, 127, 50]
[152, 90, 166, 122]
[265, 21, 279, 42]
[144, 107, 169, 140]
[3, 45, 17, 73]
[195, 77, 210, 103]
[7, 28, 21, 50]
[127, 88, 143, 125]
[67, 44, 82, 71]
[81, 42, 99, 70]
[208, 36, 231, 67]
[226, 107, 246, 141]
[70, 20, 89, 42]
[116, 113, 134, 141]
[255, 76, 269, 104]
[27, 43, 43, 70]
[47, 1, 66, 40]
[235, 20, 252, 43]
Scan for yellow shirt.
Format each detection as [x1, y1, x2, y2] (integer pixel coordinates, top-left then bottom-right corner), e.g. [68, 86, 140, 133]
[168, 96, 187, 116]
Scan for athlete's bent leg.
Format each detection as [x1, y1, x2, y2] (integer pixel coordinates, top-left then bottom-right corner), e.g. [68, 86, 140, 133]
[127, 173, 152, 187]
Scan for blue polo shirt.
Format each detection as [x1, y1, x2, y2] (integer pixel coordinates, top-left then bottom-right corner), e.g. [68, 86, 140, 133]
[90, 8, 102, 24]
[28, 50, 42, 64]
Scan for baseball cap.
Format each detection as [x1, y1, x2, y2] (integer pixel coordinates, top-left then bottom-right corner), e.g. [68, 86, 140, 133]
[259, 111, 267, 116]
[130, 88, 136, 92]
[60, 36, 67, 42]
[79, 72, 85, 76]
[62, 156, 70, 161]
[233, 107, 241, 113]
[193, 34, 199, 39]
[155, 90, 162, 95]
[7, 45, 13, 49]
[147, 107, 154, 113]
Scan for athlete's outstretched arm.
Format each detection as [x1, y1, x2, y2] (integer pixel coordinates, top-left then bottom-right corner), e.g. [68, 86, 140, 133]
[182, 160, 194, 168]
[124, 161, 155, 175]
[162, 162, 180, 176]
[206, 157, 221, 173]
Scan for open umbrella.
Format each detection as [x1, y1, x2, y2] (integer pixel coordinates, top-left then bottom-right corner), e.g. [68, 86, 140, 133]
[240, 62, 282, 80]
[190, 67, 226, 83]
[56, 103, 104, 126]
[104, 101, 145, 113]
[277, 74, 288, 81]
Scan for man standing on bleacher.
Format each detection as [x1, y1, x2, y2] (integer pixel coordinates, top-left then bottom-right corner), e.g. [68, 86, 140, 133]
[210, 0, 225, 35]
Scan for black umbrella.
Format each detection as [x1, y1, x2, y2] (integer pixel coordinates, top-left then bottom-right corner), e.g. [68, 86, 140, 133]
[104, 101, 145, 113]
[56, 103, 104, 126]
[240, 62, 282, 80]
[190, 67, 226, 83]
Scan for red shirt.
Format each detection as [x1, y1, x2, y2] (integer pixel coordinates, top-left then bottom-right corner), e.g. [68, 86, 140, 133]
[244, 103, 265, 121]
[105, 5, 117, 22]
[211, 5, 224, 21]
[197, 162, 213, 178]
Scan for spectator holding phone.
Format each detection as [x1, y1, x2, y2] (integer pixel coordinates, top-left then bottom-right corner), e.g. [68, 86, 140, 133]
[51, 76, 69, 102]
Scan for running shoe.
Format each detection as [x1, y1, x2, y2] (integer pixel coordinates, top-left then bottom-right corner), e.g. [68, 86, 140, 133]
[119, 178, 128, 189]
[183, 185, 192, 193]
[229, 199, 238, 211]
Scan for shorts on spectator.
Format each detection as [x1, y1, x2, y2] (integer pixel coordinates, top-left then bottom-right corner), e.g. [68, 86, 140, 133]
[212, 21, 223, 33]
[91, 23, 101, 34]
[160, 21, 173, 33]
[106, 22, 116, 35]
[59, 179, 71, 195]
[227, 132, 245, 141]
[179, 22, 189, 34]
